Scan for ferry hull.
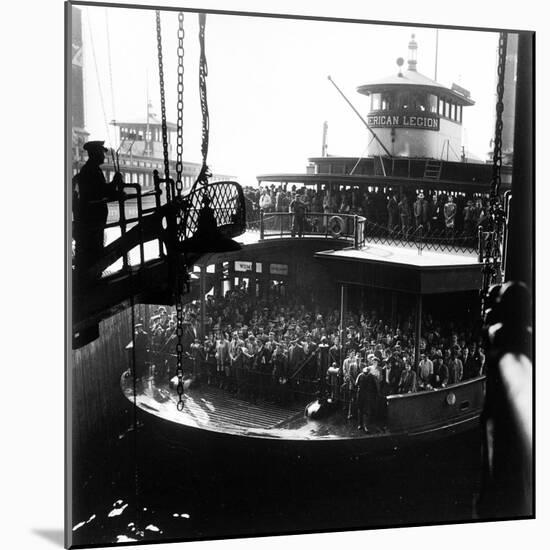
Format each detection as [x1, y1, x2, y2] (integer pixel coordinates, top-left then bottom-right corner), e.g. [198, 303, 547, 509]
[123, 376, 485, 463]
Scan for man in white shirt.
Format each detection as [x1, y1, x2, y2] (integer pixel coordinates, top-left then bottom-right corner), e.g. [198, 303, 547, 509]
[417, 353, 434, 390]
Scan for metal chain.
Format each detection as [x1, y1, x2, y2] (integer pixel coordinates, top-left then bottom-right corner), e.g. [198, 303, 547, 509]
[481, 31, 508, 314]
[175, 12, 185, 197]
[491, 32, 507, 200]
[156, 11, 171, 191]
[195, 13, 211, 192]
[173, 12, 188, 410]
[175, 262, 186, 411]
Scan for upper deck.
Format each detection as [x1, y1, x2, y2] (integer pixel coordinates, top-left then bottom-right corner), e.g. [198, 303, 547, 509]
[257, 156, 512, 193]
[72, 185, 489, 347]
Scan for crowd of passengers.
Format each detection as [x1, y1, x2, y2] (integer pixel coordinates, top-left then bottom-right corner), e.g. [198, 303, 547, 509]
[133, 288, 486, 429]
[243, 183, 493, 237]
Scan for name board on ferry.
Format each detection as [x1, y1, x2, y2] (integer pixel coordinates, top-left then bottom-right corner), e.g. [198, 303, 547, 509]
[367, 114, 440, 131]
[270, 263, 288, 276]
[235, 261, 253, 272]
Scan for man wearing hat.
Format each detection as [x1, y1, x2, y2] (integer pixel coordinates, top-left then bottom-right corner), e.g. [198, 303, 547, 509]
[413, 192, 428, 229]
[355, 359, 380, 433]
[73, 140, 123, 278]
[463, 199, 477, 236]
[290, 192, 307, 238]
[386, 192, 399, 233]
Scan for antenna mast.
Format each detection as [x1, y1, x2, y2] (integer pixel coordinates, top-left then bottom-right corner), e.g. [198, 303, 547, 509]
[434, 29, 439, 81]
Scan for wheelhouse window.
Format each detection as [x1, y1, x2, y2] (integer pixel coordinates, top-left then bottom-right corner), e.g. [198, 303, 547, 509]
[371, 93, 381, 111]
[450, 103, 456, 120]
[428, 94, 438, 113]
[381, 92, 393, 110]
[397, 91, 410, 110]
[410, 92, 427, 112]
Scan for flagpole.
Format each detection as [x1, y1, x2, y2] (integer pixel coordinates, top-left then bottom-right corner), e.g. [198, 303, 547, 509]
[146, 71, 150, 156]
[434, 29, 439, 81]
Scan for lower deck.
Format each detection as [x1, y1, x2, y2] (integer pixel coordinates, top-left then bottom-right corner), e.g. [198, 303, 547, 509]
[121, 374, 485, 443]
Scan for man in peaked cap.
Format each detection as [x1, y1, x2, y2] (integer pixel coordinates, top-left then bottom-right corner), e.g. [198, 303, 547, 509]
[73, 140, 124, 280]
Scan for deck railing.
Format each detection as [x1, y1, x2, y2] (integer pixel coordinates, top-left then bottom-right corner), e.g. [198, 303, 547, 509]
[78, 190, 486, 282]
[362, 219, 480, 254]
[257, 211, 483, 255]
[145, 349, 322, 404]
[104, 182, 164, 269]
[139, 349, 485, 424]
[259, 211, 366, 249]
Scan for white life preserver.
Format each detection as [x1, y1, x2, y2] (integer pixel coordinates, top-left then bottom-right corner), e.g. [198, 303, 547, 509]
[328, 215, 344, 238]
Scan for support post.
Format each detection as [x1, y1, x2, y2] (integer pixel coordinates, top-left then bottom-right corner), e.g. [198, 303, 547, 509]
[260, 210, 265, 240]
[477, 225, 484, 262]
[339, 284, 346, 367]
[200, 265, 206, 340]
[414, 293, 423, 369]
[505, 31, 533, 289]
[118, 192, 128, 271]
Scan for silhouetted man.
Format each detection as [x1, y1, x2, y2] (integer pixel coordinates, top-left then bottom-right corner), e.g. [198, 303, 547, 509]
[291, 193, 307, 237]
[73, 140, 122, 278]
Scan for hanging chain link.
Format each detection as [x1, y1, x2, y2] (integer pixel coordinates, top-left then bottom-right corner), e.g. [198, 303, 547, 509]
[491, 32, 507, 200]
[156, 11, 171, 188]
[195, 13, 211, 193]
[174, 12, 187, 410]
[481, 32, 508, 314]
[175, 12, 185, 197]
[175, 261, 187, 411]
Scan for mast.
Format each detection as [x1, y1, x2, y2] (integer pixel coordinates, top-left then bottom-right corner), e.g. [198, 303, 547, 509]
[146, 78, 151, 157]
[434, 29, 439, 81]
[321, 121, 328, 157]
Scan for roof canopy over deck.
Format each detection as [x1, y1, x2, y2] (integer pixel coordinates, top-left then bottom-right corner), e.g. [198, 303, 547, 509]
[315, 243, 482, 295]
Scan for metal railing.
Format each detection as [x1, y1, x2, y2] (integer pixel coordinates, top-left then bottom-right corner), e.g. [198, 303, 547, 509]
[256, 211, 480, 254]
[145, 349, 322, 404]
[362, 219, 480, 255]
[104, 182, 164, 269]
[75, 170, 246, 278]
[259, 211, 366, 249]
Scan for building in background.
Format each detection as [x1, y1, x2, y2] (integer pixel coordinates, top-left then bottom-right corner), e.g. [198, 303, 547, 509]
[70, 7, 233, 189]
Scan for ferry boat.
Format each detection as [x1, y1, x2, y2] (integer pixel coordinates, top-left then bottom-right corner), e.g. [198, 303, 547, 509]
[67, 13, 532, 546]
[114, 34, 505, 460]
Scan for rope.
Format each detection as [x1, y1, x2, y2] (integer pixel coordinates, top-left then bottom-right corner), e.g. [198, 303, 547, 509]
[85, 8, 111, 145]
[105, 8, 117, 149]
[349, 143, 370, 176]
[190, 13, 211, 195]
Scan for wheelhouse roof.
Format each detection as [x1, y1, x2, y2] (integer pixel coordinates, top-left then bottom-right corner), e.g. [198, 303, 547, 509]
[357, 69, 475, 107]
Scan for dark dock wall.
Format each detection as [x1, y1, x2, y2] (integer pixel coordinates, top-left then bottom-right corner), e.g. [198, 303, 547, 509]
[70, 303, 153, 459]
